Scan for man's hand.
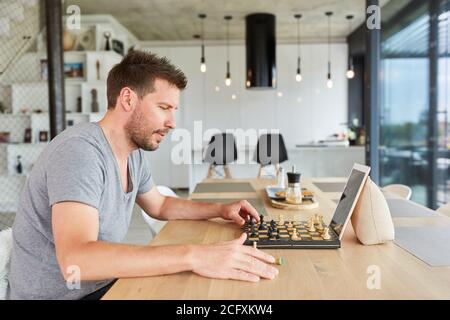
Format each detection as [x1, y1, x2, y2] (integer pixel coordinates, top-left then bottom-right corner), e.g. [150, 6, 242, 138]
[190, 233, 278, 282]
[220, 200, 260, 226]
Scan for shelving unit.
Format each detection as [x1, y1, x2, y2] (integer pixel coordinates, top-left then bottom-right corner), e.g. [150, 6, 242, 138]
[0, 15, 139, 213]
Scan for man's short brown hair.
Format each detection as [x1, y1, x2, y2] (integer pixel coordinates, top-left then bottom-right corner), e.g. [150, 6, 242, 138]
[106, 50, 187, 109]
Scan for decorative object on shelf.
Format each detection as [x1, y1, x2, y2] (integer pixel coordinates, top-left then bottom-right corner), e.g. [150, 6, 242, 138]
[15, 155, 23, 175]
[67, 119, 74, 127]
[294, 14, 302, 82]
[325, 11, 333, 89]
[39, 131, 48, 142]
[96, 59, 100, 80]
[20, 108, 29, 114]
[64, 62, 84, 79]
[90, 89, 99, 113]
[63, 30, 76, 51]
[0, 101, 5, 113]
[128, 45, 135, 54]
[33, 108, 43, 113]
[112, 39, 124, 56]
[24, 128, 32, 143]
[76, 96, 82, 113]
[0, 132, 10, 143]
[103, 31, 111, 51]
[224, 15, 232, 86]
[74, 27, 96, 51]
[198, 13, 207, 73]
[40, 59, 48, 81]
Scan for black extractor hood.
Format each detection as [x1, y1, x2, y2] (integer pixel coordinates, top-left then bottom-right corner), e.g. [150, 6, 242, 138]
[245, 13, 276, 90]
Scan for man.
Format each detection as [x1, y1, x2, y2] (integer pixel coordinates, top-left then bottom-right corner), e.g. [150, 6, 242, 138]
[8, 51, 278, 300]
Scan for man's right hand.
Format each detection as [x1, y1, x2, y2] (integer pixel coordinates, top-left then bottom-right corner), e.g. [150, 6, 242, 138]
[190, 233, 279, 282]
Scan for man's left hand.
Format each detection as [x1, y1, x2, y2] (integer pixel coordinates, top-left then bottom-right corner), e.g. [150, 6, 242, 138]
[220, 200, 260, 226]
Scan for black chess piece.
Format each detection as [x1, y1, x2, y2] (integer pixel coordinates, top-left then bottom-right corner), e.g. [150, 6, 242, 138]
[258, 222, 267, 230]
[250, 229, 258, 237]
[259, 215, 264, 223]
[16, 155, 23, 174]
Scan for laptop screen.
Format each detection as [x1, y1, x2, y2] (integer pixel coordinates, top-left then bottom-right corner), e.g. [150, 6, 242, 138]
[330, 164, 370, 239]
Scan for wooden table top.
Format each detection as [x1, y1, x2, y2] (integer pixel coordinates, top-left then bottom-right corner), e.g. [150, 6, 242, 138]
[103, 178, 450, 300]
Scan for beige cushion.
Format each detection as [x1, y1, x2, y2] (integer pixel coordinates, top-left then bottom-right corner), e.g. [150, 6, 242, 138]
[351, 177, 395, 245]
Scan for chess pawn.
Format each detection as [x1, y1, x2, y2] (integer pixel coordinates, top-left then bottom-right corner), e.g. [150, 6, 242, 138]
[291, 228, 299, 240]
[308, 220, 316, 232]
[278, 214, 284, 226]
[322, 227, 331, 240]
[287, 221, 293, 228]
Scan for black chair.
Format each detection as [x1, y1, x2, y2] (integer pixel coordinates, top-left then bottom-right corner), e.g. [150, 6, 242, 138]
[204, 133, 238, 178]
[254, 133, 288, 178]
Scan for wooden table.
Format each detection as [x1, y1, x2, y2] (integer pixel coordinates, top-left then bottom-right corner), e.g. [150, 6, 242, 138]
[103, 178, 450, 300]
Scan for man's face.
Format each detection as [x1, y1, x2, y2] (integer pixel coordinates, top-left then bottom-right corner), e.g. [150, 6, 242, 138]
[125, 79, 180, 151]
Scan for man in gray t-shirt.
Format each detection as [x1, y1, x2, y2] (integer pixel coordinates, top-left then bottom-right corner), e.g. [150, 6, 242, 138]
[8, 51, 278, 300]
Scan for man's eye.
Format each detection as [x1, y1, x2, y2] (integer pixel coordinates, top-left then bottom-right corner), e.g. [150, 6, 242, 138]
[159, 105, 169, 110]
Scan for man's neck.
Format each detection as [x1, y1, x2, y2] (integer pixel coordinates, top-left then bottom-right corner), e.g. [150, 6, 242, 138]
[98, 111, 136, 162]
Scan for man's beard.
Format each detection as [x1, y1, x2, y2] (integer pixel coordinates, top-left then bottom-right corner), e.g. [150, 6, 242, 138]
[125, 107, 168, 151]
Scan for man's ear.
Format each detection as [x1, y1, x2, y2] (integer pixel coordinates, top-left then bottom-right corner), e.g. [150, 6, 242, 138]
[118, 87, 136, 112]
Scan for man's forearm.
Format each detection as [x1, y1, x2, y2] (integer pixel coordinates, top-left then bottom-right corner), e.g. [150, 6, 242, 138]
[158, 197, 223, 221]
[60, 241, 194, 281]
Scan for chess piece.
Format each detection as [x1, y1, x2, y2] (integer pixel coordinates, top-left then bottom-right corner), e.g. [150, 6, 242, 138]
[253, 241, 257, 249]
[291, 228, 299, 240]
[322, 227, 331, 240]
[91, 89, 99, 113]
[308, 220, 316, 232]
[96, 59, 100, 80]
[278, 214, 284, 226]
[258, 222, 267, 230]
[259, 215, 264, 223]
[103, 31, 111, 51]
[16, 155, 23, 174]
[275, 257, 284, 265]
[286, 221, 293, 228]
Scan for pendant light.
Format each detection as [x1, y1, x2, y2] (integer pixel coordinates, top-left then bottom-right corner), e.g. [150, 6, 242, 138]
[325, 11, 333, 89]
[198, 13, 207, 73]
[346, 15, 355, 79]
[224, 15, 232, 86]
[294, 14, 302, 82]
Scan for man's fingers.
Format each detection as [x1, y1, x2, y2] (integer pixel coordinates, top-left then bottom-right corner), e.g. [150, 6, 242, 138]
[230, 232, 247, 245]
[235, 254, 278, 280]
[242, 245, 276, 264]
[228, 269, 260, 282]
[239, 200, 260, 221]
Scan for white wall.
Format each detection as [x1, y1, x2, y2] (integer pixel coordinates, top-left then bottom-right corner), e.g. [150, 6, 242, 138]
[142, 42, 349, 147]
[141, 42, 349, 187]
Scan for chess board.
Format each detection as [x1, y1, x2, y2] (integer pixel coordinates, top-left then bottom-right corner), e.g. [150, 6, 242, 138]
[242, 217, 341, 249]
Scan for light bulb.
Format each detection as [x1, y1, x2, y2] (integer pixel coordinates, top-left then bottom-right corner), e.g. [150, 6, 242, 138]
[295, 73, 302, 82]
[346, 69, 355, 79]
[200, 63, 206, 73]
[327, 79, 333, 89]
[225, 77, 231, 86]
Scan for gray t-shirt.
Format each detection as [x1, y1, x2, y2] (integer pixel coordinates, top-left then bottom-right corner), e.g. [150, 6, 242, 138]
[8, 122, 154, 300]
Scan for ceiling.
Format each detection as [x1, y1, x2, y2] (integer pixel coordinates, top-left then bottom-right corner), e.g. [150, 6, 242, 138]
[65, 0, 393, 42]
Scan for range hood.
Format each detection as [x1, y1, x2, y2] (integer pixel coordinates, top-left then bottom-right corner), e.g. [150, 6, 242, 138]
[245, 13, 276, 90]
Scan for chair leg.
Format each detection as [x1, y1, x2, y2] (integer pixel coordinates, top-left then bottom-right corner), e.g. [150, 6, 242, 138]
[257, 166, 263, 178]
[207, 164, 215, 178]
[224, 165, 232, 179]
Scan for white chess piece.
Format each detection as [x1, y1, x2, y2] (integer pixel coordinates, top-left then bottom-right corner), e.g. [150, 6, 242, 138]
[322, 227, 331, 240]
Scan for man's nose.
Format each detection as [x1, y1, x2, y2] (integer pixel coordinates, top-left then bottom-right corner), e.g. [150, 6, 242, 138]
[165, 111, 176, 129]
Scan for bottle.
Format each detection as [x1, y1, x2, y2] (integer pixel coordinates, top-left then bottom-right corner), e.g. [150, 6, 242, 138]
[16, 155, 23, 174]
[286, 165, 302, 204]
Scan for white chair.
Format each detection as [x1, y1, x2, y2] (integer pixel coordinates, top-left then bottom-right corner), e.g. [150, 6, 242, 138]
[140, 186, 177, 238]
[437, 203, 450, 218]
[382, 184, 412, 200]
[0, 228, 13, 300]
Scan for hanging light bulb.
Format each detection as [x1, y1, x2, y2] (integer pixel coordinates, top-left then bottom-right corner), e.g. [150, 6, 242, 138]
[346, 15, 355, 79]
[224, 15, 232, 86]
[198, 14, 207, 73]
[294, 14, 303, 82]
[325, 11, 333, 89]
